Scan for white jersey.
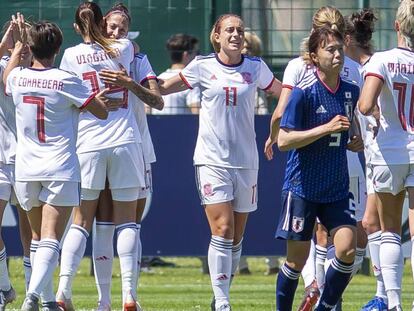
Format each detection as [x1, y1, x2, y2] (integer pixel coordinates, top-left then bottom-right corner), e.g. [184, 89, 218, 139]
[0, 56, 17, 164]
[6, 67, 94, 181]
[130, 53, 157, 163]
[356, 58, 377, 165]
[282, 56, 364, 178]
[60, 39, 140, 153]
[180, 53, 274, 169]
[364, 48, 414, 165]
[155, 68, 200, 115]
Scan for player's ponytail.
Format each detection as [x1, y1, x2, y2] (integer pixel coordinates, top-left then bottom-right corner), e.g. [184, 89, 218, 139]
[75, 2, 115, 56]
[302, 6, 345, 64]
[345, 8, 377, 54]
[396, 0, 414, 48]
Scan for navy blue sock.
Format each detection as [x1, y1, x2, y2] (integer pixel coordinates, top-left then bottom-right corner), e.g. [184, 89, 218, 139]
[315, 256, 353, 310]
[276, 263, 300, 311]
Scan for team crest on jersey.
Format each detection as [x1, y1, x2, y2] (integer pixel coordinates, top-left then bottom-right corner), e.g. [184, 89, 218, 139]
[203, 183, 213, 196]
[241, 72, 252, 84]
[292, 216, 304, 233]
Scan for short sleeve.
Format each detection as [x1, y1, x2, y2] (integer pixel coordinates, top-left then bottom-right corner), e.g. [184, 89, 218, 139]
[0, 57, 8, 78]
[133, 54, 157, 85]
[60, 74, 95, 109]
[280, 87, 305, 130]
[258, 59, 275, 90]
[5, 67, 20, 97]
[59, 50, 71, 72]
[186, 86, 201, 107]
[364, 52, 385, 82]
[180, 58, 199, 89]
[282, 58, 306, 89]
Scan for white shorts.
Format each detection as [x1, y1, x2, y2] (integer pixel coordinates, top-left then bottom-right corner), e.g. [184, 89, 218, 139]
[15, 181, 80, 211]
[0, 164, 17, 204]
[372, 164, 414, 195]
[78, 143, 145, 190]
[366, 164, 375, 195]
[349, 176, 367, 222]
[137, 163, 153, 200]
[195, 165, 258, 213]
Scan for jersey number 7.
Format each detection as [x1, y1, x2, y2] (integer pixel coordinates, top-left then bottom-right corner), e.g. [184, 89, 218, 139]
[23, 96, 46, 143]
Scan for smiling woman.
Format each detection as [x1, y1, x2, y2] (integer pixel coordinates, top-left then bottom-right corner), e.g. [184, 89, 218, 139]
[158, 14, 281, 311]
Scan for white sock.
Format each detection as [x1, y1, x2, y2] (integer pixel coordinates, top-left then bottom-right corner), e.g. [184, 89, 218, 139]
[368, 231, 387, 300]
[301, 239, 316, 288]
[238, 256, 248, 270]
[230, 238, 242, 286]
[351, 247, 365, 277]
[380, 232, 403, 308]
[57, 224, 89, 299]
[29, 240, 39, 294]
[315, 244, 327, 290]
[28, 239, 60, 298]
[117, 223, 138, 304]
[23, 256, 32, 292]
[134, 223, 142, 296]
[93, 221, 115, 306]
[208, 235, 233, 309]
[0, 248, 10, 291]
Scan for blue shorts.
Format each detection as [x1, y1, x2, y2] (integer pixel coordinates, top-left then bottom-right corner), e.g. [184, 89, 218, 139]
[276, 191, 356, 241]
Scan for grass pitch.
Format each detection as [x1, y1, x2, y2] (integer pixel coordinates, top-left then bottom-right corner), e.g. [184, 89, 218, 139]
[4, 257, 414, 310]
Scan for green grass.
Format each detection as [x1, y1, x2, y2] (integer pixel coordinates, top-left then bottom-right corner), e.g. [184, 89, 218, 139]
[5, 257, 414, 310]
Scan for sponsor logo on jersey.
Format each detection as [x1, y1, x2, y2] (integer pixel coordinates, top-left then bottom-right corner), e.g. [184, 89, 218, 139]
[241, 72, 252, 84]
[210, 74, 217, 80]
[316, 105, 327, 114]
[292, 216, 304, 233]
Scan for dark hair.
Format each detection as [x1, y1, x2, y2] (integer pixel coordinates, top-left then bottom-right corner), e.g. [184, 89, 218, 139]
[166, 33, 199, 63]
[75, 2, 114, 55]
[105, 2, 131, 24]
[210, 14, 243, 52]
[28, 21, 62, 59]
[345, 8, 377, 53]
[308, 26, 343, 65]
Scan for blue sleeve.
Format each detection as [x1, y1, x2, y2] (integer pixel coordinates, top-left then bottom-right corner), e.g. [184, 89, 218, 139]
[280, 87, 305, 130]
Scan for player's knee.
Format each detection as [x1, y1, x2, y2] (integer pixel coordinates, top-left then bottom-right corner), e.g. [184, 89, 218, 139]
[336, 246, 356, 263]
[212, 223, 233, 239]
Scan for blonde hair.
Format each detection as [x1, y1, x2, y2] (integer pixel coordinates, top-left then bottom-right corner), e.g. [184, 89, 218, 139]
[396, 0, 414, 48]
[244, 31, 262, 56]
[75, 2, 115, 56]
[209, 14, 243, 53]
[301, 6, 345, 63]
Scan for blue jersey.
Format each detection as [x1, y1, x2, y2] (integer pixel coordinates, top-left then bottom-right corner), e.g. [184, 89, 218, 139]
[280, 73, 360, 203]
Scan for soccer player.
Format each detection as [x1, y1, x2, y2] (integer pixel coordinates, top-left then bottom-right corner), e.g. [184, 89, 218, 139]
[3, 15, 109, 310]
[153, 33, 200, 115]
[55, 2, 148, 310]
[265, 6, 363, 310]
[90, 3, 163, 310]
[275, 26, 359, 311]
[358, 1, 414, 310]
[343, 8, 387, 310]
[158, 14, 281, 311]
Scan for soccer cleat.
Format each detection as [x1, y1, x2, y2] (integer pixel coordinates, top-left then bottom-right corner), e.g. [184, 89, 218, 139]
[297, 280, 320, 311]
[21, 294, 40, 311]
[55, 291, 75, 311]
[42, 301, 64, 311]
[123, 291, 142, 311]
[360, 296, 387, 311]
[388, 306, 403, 311]
[96, 301, 111, 311]
[216, 304, 232, 311]
[0, 286, 16, 311]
